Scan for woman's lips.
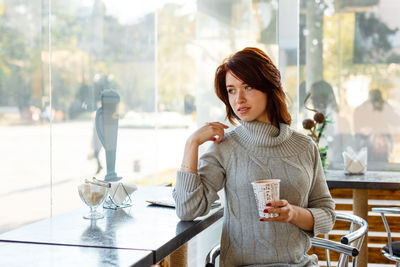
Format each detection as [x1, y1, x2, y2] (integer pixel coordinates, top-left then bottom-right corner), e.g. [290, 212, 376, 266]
[238, 107, 250, 114]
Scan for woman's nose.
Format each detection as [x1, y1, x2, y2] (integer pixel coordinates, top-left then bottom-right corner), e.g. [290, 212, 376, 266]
[236, 90, 246, 103]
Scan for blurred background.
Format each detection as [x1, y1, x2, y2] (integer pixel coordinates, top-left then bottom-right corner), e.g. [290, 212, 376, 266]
[0, 0, 400, 239]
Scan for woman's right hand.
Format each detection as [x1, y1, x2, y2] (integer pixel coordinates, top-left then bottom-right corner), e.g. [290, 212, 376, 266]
[187, 122, 229, 146]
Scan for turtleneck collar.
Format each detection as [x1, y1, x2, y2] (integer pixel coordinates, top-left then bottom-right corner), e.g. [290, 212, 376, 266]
[231, 120, 311, 157]
[235, 120, 291, 147]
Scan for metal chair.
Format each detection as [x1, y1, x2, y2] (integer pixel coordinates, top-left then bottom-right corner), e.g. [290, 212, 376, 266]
[205, 212, 368, 267]
[371, 207, 400, 267]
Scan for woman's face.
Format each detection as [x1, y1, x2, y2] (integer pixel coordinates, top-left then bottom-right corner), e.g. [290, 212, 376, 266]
[226, 71, 270, 124]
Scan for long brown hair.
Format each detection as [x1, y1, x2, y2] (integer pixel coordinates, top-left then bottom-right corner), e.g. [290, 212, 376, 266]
[214, 47, 291, 126]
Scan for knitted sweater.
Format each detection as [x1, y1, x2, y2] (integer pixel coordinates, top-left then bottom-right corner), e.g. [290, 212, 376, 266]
[173, 121, 335, 267]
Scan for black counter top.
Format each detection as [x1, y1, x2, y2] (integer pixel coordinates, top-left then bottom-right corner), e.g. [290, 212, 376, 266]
[0, 241, 153, 267]
[0, 186, 223, 264]
[325, 170, 400, 190]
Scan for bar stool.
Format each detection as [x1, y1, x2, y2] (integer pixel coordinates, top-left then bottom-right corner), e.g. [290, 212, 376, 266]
[371, 207, 400, 267]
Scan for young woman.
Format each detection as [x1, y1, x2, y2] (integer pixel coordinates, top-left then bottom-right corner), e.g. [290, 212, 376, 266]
[173, 47, 335, 267]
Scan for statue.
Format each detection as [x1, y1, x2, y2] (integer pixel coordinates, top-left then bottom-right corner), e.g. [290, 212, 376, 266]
[95, 89, 122, 182]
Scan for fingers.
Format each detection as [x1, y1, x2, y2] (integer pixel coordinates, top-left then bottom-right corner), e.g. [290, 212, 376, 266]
[190, 122, 229, 146]
[206, 122, 229, 127]
[267, 200, 288, 208]
[205, 122, 229, 144]
[260, 212, 289, 222]
[260, 216, 288, 222]
[260, 199, 291, 222]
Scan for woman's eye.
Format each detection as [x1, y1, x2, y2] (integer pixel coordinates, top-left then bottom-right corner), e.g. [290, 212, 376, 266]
[245, 85, 253, 90]
[227, 88, 235, 94]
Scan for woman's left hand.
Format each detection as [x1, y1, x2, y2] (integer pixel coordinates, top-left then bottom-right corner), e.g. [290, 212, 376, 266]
[260, 199, 315, 231]
[260, 199, 295, 222]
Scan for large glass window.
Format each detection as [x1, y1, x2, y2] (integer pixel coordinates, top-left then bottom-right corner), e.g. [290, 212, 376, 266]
[0, 0, 51, 232]
[299, 0, 400, 171]
[0, 0, 280, 235]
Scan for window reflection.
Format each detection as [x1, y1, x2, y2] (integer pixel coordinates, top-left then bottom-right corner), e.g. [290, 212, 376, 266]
[299, 0, 400, 170]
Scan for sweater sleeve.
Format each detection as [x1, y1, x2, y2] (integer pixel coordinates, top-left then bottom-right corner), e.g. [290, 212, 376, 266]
[172, 143, 227, 221]
[306, 142, 336, 236]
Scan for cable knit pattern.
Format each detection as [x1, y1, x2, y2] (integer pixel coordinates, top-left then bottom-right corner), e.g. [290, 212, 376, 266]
[173, 121, 335, 267]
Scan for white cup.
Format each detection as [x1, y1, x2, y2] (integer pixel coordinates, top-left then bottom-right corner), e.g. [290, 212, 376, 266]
[251, 179, 280, 218]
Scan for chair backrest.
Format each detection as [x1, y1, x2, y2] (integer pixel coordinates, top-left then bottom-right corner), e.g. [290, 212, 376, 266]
[311, 212, 368, 267]
[371, 207, 400, 264]
[205, 244, 220, 267]
[205, 211, 368, 267]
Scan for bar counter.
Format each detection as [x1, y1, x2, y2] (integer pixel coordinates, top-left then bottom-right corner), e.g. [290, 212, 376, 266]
[0, 186, 223, 266]
[0, 240, 153, 267]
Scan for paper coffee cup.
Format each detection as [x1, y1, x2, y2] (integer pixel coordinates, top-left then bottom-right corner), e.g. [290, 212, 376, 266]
[251, 179, 280, 218]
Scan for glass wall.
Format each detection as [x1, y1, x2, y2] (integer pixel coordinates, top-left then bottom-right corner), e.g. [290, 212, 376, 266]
[0, 0, 52, 232]
[0, 0, 281, 236]
[299, 0, 400, 171]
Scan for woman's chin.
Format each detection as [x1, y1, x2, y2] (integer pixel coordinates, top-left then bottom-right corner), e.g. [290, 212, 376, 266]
[238, 117, 252, 122]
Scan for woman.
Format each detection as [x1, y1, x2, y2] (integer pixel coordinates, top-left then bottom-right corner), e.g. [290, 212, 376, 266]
[173, 47, 335, 267]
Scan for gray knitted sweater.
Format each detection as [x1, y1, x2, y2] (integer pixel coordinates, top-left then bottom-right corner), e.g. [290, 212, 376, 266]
[173, 121, 335, 267]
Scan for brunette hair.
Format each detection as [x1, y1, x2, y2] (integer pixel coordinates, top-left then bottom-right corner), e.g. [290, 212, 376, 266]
[214, 47, 291, 126]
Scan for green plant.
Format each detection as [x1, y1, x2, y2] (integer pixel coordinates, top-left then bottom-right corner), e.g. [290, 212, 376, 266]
[302, 93, 333, 169]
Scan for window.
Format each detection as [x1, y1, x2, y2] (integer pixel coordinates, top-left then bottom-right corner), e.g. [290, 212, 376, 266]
[299, 0, 400, 171]
[0, 0, 279, 234]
